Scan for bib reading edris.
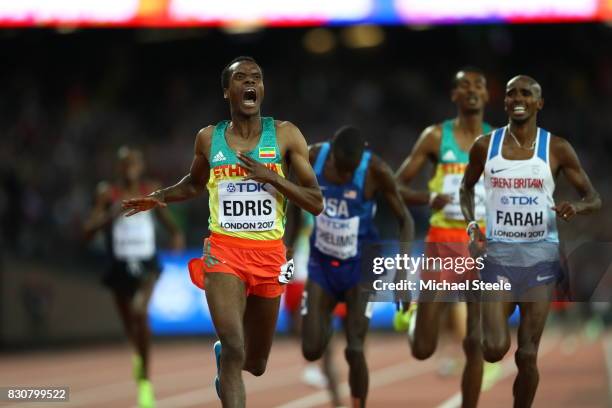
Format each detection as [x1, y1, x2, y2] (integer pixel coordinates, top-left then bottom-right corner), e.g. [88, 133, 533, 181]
[207, 117, 287, 241]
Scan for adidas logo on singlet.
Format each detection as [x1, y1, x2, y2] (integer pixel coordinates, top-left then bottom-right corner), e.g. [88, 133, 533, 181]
[212, 151, 226, 163]
[442, 150, 457, 161]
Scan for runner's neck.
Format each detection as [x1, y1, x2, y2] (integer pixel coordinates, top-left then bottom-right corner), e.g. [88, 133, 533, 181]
[507, 121, 538, 146]
[455, 113, 484, 139]
[229, 115, 262, 140]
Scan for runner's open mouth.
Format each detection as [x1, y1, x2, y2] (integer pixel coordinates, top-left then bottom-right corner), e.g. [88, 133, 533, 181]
[243, 89, 257, 106]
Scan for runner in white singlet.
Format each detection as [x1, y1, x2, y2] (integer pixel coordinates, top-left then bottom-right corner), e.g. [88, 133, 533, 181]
[460, 75, 601, 407]
[83, 147, 185, 408]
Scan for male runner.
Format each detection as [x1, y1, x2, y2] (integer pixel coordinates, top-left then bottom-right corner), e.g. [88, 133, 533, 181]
[284, 206, 342, 405]
[394, 68, 491, 407]
[122, 56, 323, 408]
[460, 75, 601, 407]
[300, 126, 413, 408]
[83, 146, 185, 408]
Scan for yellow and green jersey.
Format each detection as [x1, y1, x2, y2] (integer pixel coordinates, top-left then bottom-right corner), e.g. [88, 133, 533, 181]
[207, 117, 286, 240]
[428, 119, 491, 229]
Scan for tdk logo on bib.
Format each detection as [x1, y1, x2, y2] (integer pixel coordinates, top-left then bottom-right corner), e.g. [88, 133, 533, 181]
[226, 182, 266, 193]
[501, 196, 539, 205]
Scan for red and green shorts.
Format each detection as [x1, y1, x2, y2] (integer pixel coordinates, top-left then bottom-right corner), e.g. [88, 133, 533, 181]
[188, 233, 286, 298]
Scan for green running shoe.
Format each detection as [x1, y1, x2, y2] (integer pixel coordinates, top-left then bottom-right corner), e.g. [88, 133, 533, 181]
[393, 304, 417, 333]
[584, 316, 604, 342]
[138, 379, 155, 408]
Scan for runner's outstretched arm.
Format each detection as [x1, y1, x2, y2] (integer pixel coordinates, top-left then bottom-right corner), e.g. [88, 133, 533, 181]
[122, 127, 212, 216]
[284, 144, 319, 249]
[551, 137, 601, 221]
[395, 126, 452, 208]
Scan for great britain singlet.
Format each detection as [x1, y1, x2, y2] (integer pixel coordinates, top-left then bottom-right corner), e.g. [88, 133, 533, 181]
[428, 120, 491, 229]
[484, 127, 558, 243]
[207, 117, 287, 241]
[310, 143, 377, 261]
[480, 127, 561, 291]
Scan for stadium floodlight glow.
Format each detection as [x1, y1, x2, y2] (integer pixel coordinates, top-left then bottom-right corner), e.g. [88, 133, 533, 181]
[0, 0, 610, 26]
[0, 0, 139, 25]
[220, 20, 265, 34]
[395, 0, 600, 23]
[169, 0, 373, 26]
[341, 24, 385, 48]
[303, 28, 336, 54]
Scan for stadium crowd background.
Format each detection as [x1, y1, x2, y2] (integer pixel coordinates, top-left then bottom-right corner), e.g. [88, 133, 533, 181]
[1, 23, 611, 345]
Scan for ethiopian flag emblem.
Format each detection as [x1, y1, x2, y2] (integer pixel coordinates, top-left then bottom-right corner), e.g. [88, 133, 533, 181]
[259, 147, 276, 159]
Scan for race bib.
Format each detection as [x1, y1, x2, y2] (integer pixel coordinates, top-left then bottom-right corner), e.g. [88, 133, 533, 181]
[489, 192, 548, 241]
[441, 174, 486, 220]
[314, 215, 360, 260]
[217, 180, 277, 232]
[112, 212, 155, 260]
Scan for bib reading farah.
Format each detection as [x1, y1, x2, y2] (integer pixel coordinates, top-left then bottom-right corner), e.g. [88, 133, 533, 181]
[484, 127, 558, 243]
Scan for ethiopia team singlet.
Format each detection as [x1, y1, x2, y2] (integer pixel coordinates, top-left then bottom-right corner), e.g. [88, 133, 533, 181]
[310, 143, 377, 261]
[484, 127, 558, 243]
[207, 117, 287, 241]
[428, 120, 491, 229]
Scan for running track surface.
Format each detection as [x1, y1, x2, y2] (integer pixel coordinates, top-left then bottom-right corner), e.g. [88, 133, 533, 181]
[1, 329, 610, 408]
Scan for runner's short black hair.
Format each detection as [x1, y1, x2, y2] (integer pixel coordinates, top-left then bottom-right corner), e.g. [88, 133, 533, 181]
[452, 66, 486, 89]
[221, 56, 261, 89]
[331, 126, 366, 167]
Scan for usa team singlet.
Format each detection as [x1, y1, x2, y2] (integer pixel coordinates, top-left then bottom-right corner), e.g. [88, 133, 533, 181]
[306, 143, 378, 301]
[310, 142, 377, 261]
